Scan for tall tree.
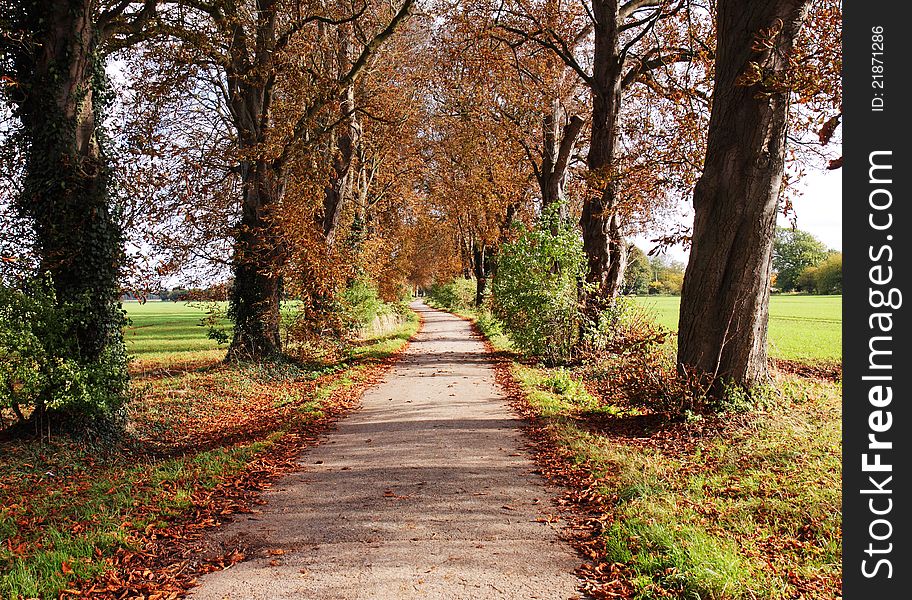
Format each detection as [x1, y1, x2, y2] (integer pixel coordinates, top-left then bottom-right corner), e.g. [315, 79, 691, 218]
[677, 0, 811, 390]
[498, 0, 704, 303]
[155, 0, 415, 360]
[0, 0, 157, 422]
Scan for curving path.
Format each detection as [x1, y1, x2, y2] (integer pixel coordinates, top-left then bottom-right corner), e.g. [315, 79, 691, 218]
[191, 300, 582, 599]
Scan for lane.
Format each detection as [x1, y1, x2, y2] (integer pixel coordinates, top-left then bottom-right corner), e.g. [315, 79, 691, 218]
[191, 300, 582, 599]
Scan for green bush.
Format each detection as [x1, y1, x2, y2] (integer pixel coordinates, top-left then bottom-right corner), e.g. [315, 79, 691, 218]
[492, 212, 587, 364]
[799, 252, 842, 295]
[427, 278, 476, 312]
[0, 279, 129, 426]
[342, 280, 387, 328]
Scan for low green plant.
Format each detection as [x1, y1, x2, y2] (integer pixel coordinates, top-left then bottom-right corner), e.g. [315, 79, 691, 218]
[426, 278, 476, 312]
[0, 278, 129, 428]
[342, 280, 386, 328]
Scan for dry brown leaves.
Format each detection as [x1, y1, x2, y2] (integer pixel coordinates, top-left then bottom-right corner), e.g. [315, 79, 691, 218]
[68, 334, 415, 599]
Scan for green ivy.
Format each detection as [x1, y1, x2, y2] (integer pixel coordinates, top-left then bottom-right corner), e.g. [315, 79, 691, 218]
[2, 1, 130, 429]
[0, 278, 129, 425]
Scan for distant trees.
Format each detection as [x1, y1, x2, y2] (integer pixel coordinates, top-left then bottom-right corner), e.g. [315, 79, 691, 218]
[797, 251, 842, 294]
[772, 227, 828, 291]
[648, 256, 685, 295]
[621, 246, 685, 296]
[622, 246, 650, 295]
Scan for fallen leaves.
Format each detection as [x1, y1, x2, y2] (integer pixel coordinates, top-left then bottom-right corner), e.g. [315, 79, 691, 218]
[0, 328, 417, 600]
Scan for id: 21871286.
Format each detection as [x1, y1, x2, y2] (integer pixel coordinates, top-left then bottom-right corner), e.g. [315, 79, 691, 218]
[871, 26, 885, 112]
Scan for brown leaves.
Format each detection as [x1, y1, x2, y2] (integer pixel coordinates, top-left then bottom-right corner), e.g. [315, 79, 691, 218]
[818, 112, 841, 145]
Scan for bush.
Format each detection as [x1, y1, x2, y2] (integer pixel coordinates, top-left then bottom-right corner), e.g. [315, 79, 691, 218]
[801, 252, 842, 295]
[284, 280, 407, 362]
[0, 279, 129, 428]
[427, 278, 476, 312]
[342, 279, 386, 328]
[581, 297, 669, 355]
[492, 213, 587, 364]
[796, 252, 842, 295]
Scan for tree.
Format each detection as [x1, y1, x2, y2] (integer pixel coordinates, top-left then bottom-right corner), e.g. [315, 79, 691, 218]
[1, 0, 157, 425]
[150, 0, 415, 360]
[647, 254, 685, 295]
[772, 226, 827, 291]
[799, 251, 841, 294]
[622, 244, 650, 295]
[422, 7, 537, 308]
[498, 0, 710, 304]
[677, 0, 811, 391]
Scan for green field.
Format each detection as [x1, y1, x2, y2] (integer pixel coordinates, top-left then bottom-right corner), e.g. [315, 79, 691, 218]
[631, 295, 842, 362]
[127, 297, 842, 366]
[124, 301, 227, 368]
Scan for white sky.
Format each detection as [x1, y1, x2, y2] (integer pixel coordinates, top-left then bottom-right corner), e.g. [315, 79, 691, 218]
[633, 168, 842, 263]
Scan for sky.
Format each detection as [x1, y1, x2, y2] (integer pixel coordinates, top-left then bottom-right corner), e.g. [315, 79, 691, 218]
[633, 168, 842, 263]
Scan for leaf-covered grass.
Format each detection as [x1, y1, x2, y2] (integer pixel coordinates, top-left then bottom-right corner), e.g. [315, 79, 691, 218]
[631, 295, 842, 363]
[518, 366, 841, 599]
[0, 311, 419, 599]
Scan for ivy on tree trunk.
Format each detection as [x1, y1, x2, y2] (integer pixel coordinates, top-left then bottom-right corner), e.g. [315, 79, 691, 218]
[5, 0, 130, 423]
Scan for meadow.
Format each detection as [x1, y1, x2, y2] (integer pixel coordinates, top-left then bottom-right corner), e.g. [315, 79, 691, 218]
[632, 295, 842, 363]
[123, 301, 227, 369]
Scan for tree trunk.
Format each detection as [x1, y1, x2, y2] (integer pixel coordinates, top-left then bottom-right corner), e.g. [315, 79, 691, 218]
[14, 0, 125, 364]
[539, 101, 584, 220]
[226, 160, 284, 360]
[224, 11, 285, 360]
[677, 0, 810, 389]
[321, 25, 359, 247]
[581, 0, 627, 303]
[472, 243, 488, 307]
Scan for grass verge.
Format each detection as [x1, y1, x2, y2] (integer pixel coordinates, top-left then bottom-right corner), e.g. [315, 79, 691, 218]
[451, 305, 841, 600]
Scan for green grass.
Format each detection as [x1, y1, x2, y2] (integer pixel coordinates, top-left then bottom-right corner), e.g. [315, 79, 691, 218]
[0, 439, 273, 599]
[123, 301, 227, 368]
[516, 365, 841, 599]
[631, 295, 841, 362]
[448, 305, 841, 599]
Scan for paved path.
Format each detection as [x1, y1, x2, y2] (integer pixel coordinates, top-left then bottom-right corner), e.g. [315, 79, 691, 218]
[191, 301, 582, 599]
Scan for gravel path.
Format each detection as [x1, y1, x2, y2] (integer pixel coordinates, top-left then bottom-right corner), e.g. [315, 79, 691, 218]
[191, 301, 583, 599]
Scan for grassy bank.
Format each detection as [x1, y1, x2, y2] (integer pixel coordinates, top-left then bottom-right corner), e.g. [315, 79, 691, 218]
[450, 304, 841, 599]
[0, 307, 419, 599]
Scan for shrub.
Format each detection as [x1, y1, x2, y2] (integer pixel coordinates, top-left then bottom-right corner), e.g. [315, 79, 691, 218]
[427, 278, 476, 312]
[284, 280, 406, 362]
[814, 252, 842, 294]
[0, 279, 129, 429]
[581, 297, 669, 356]
[342, 280, 386, 328]
[492, 212, 587, 364]
[797, 252, 842, 295]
